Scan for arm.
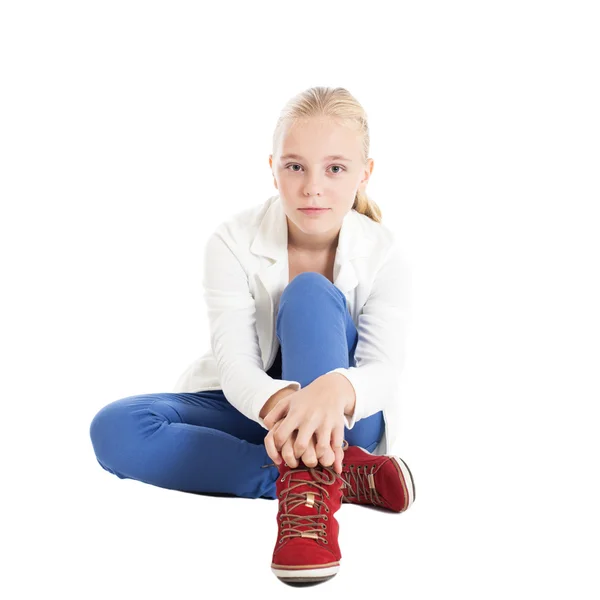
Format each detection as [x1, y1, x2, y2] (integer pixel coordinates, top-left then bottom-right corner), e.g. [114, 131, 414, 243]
[319, 372, 356, 418]
[259, 384, 297, 421]
[325, 240, 411, 427]
[203, 230, 301, 428]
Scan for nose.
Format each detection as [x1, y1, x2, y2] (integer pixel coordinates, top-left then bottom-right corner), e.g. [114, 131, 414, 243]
[303, 182, 323, 196]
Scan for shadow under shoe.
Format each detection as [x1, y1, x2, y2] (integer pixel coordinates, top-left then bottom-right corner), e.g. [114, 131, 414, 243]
[269, 458, 345, 584]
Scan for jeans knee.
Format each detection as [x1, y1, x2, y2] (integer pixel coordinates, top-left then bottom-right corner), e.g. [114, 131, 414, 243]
[287, 271, 330, 290]
[278, 272, 348, 336]
[89, 401, 122, 464]
[89, 397, 149, 469]
[281, 271, 342, 306]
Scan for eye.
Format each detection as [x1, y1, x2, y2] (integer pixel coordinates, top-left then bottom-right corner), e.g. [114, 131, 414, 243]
[285, 164, 346, 174]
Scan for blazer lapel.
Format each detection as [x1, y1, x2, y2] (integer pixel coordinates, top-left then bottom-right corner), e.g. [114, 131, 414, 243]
[250, 195, 375, 319]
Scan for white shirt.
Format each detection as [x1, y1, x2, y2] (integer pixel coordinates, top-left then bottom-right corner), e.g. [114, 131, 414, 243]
[173, 194, 411, 455]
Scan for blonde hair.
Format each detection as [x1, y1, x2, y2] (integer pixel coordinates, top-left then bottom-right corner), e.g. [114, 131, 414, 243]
[272, 86, 382, 223]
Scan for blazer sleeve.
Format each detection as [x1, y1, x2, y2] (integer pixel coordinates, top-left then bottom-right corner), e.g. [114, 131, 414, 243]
[203, 230, 301, 429]
[327, 240, 411, 428]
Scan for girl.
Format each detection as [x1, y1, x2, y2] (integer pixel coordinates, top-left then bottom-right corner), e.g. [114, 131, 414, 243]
[89, 86, 416, 585]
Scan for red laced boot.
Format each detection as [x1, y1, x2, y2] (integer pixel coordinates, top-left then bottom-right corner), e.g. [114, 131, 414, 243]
[271, 459, 345, 583]
[339, 440, 416, 512]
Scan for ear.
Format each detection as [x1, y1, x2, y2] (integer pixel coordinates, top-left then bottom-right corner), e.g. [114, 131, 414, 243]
[359, 157, 374, 190]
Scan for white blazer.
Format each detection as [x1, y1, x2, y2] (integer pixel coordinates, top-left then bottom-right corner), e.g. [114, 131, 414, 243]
[173, 194, 411, 455]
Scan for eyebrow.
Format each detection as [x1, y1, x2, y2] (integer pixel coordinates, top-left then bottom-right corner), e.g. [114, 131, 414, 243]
[280, 153, 353, 162]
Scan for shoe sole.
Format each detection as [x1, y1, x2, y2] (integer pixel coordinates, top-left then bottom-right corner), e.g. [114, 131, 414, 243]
[354, 446, 416, 510]
[391, 455, 416, 508]
[271, 563, 339, 583]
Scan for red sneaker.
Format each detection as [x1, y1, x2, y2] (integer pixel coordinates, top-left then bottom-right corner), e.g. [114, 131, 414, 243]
[339, 440, 416, 512]
[271, 459, 345, 584]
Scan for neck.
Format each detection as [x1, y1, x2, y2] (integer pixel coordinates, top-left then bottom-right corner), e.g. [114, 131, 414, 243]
[286, 217, 340, 254]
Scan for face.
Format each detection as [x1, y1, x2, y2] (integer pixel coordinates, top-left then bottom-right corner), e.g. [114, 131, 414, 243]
[269, 117, 374, 243]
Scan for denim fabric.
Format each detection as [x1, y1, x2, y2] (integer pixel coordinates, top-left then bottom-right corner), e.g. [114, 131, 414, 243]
[89, 272, 384, 499]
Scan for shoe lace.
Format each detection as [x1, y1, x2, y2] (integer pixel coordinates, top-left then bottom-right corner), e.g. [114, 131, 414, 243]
[341, 463, 383, 506]
[274, 464, 344, 544]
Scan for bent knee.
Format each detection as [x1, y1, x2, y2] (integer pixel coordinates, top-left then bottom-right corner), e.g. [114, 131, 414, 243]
[89, 395, 155, 467]
[287, 271, 330, 289]
[282, 271, 342, 303]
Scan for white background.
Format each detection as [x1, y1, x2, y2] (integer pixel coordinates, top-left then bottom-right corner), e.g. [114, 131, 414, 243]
[1, 1, 598, 597]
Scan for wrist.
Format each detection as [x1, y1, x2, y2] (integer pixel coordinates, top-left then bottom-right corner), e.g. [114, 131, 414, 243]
[315, 372, 356, 415]
[259, 385, 296, 419]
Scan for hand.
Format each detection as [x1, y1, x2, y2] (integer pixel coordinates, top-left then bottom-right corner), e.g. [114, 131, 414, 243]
[263, 377, 346, 474]
[265, 417, 325, 470]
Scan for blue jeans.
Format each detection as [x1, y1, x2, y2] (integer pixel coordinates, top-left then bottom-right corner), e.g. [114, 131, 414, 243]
[89, 272, 384, 499]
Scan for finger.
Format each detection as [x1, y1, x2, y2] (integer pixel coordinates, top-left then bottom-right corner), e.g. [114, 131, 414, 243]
[331, 423, 345, 474]
[263, 397, 290, 429]
[264, 421, 283, 465]
[273, 413, 299, 452]
[333, 445, 344, 475]
[293, 424, 316, 461]
[314, 426, 336, 468]
[300, 433, 319, 468]
[281, 431, 298, 468]
[264, 428, 280, 465]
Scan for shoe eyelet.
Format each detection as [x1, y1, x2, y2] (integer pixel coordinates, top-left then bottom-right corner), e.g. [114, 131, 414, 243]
[323, 539, 328, 544]
[280, 478, 284, 482]
[279, 539, 283, 544]
[323, 515, 328, 520]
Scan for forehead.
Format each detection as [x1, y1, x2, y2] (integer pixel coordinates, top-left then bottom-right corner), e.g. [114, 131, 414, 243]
[280, 153, 353, 162]
[278, 118, 361, 161]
